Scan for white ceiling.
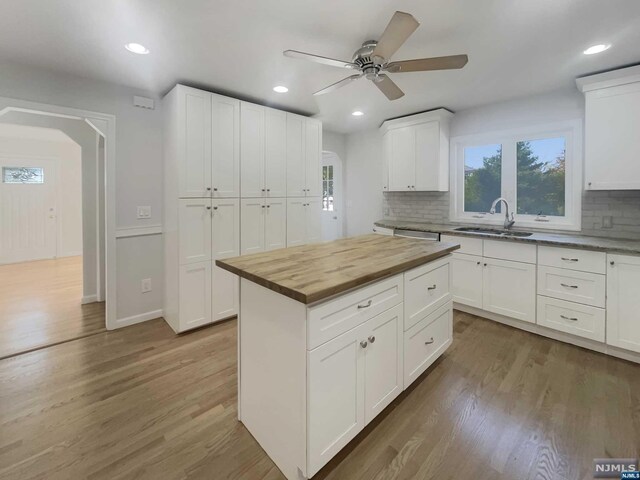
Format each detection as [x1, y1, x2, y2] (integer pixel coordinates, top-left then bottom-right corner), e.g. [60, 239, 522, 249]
[0, 0, 639, 133]
[0, 123, 75, 143]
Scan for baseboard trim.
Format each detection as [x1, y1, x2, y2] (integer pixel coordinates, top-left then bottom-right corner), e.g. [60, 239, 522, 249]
[81, 295, 98, 305]
[57, 251, 83, 258]
[114, 309, 164, 329]
[454, 303, 640, 365]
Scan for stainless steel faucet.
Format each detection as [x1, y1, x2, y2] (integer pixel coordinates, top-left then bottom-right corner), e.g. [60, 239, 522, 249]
[489, 197, 515, 230]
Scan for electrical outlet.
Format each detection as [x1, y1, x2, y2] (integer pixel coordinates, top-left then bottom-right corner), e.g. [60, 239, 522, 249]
[141, 278, 152, 293]
[602, 216, 613, 229]
[137, 206, 151, 219]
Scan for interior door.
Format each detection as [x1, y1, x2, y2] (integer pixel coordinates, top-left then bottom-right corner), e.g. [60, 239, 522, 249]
[286, 198, 306, 247]
[265, 108, 287, 197]
[305, 119, 322, 197]
[0, 159, 57, 264]
[240, 198, 265, 255]
[179, 87, 212, 198]
[483, 258, 536, 323]
[305, 197, 322, 244]
[178, 198, 212, 265]
[240, 102, 265, 198]
[387, 127, 414, 191]
[286, 114, 306, 197]
[320, 155, 343, 241]
[211, 94, 240, 197]
[264, 198, 287, 251]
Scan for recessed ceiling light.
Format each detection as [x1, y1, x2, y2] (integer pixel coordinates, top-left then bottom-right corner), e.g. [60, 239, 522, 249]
[583, 44, 611, 55]
[352, 111, 364, 116]
[125, 43, 150, 55]
[273, 86, 289, 93]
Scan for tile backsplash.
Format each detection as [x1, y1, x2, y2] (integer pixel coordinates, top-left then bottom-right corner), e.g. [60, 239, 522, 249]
[382, 190, 640, 240]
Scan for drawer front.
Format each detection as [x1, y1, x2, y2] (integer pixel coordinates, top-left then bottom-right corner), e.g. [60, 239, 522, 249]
[441, 235, 483, 256]
[308, 275, 403, 350]
[404, 302, 453, 388]
[404, 257, 451, 331]
[483, 239, 537, 264]
[538, 265, 605, 307]
[536, 296, 605, 342]
[538, 246, 606, 274]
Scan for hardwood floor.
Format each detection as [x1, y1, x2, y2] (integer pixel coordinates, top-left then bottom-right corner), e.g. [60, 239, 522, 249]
[0, 256, 105, 359]
[0, 312, 638, 480]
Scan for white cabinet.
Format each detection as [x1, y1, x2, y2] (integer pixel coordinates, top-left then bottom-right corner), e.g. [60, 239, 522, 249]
[305, 197, 322, 244]
[607, 254, 640, 353]
[213, 265, 238, 322]
[450, 253, 483, 308]
[179, 261, 213, 330]
[179, 198, 212, 265]
[264, 198, 287, 251]
[240, 103, 266, 198]
[265, 109, 287, 197]
[241, 198, 287, 254]
[211, 94, 240, 197]
[211, 198, 239, 259]
[404, 257, 451, 330]
[286, 113, 322, 197]
[178, 87, 212, 198]
[287, 197, 321, 247]
[305, 119, 322, 197]
[577, 65, 640, 190]
[381, 109, 452, 192]
[483, 258, 536, 323]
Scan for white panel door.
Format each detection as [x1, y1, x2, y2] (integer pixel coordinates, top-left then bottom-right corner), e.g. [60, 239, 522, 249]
[240, 102, 265, 198]
[387, 127, 415, 191]
[607, 254, 640, 353]
[483, 258, 536, 323]
[212, 263, 238, 321]
[414, 121, 440, 191]
[364, 304, 403, 424]
[450, 253, 483, 308]
[0, 159, 57, 264]
[264, 198, 287, 251]
[240, 198, 265, 255]
[179, 198, 212, 265]
[286, 198, 306, 247]
[179, 87, 212, 198]
[286, 114, 306, 197]
[211, 198, 239, 259]
[179, 261, 212, 331]
[305, 118, 322, 197]
[305, 197, 322, 244]
[211, 94, 240, 197]
[265, 108, 287, 198]
[307, 322, 366, 477]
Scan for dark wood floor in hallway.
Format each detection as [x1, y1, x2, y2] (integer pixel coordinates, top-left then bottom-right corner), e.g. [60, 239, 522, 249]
[0, 311, 638, 480]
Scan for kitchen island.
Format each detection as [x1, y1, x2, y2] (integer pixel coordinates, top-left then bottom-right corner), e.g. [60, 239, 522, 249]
[217, 234, 459, 479]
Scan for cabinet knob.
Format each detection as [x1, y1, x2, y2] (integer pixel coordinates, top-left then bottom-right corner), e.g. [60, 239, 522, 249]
[360, 340, 368, 349]
[368, 335, 376, 343]
[267, 205, 271, 208]
[425, 337, 435, 345]
[610, 260, 615, 266]
[476, 261, 481, 265]
[213, 187, 218, 191]
[206, 187, 211, 191]
[206, 206, 211, 210]
[261, 205, 265, 209]
[213, 206, 218, 210]
[484, 263, 487, 267]
[267, 189, 270, 192]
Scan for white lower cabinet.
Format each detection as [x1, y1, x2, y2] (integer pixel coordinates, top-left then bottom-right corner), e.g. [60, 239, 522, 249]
[212, 264, 238, 321]
[450, 253, 483, 308]
[241, 198, 287, 254]
[536, 296, 605, 342]
[179, 261, 213, 330]
[483, 258, 536, 323]
[287, 197, 322, 247]
[607, 254, 640, 353]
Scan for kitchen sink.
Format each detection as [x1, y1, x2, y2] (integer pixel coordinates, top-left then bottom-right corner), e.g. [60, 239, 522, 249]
[454, 227, 533, 237]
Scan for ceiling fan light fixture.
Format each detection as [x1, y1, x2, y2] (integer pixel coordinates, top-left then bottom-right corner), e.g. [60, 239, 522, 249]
[273, 85, 289, 93]
[583, 44, 611, 55]
[124, 43, 149, 55]
[351, 111, 364, 117]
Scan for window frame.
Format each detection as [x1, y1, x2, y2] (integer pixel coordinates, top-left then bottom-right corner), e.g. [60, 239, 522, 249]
[449, 120, 583, 231]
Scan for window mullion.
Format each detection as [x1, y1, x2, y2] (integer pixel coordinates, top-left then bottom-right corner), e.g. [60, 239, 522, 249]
[502, 139, 517, 215]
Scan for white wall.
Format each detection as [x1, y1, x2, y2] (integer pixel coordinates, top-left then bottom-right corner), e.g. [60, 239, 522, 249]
[322, 130, 347, 161]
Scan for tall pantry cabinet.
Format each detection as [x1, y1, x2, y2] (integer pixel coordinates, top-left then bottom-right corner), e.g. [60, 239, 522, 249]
[164, 85, 323, 333]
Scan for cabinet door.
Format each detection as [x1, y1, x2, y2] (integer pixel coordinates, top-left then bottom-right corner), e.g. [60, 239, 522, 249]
[305, 197, 322, 244]
[179, 87, 212, 197]
[211, 198, 239, 259]
[240, 198, 265, 255]
[240, 102, 265, 197]
[179, 261, 212, 331]
[305, 119, 322, 197]
[265, 108, 287, 198]
[450, 253, 483, 308]
[212, 263, 238, 321]
[179, 198, 212, 265]
[211, 94, 240, 197]
[264, 198, 287, 251]
[607, 254, 640, 353]
[483, 258, 536, 323]
[364, 304, 403, 425]
[387, 127, 415, 191]
[286, 114, 306, 197]
[307, 323, 366, 477]
[286, 198, 307, 247]
[414, 121, 442, 191]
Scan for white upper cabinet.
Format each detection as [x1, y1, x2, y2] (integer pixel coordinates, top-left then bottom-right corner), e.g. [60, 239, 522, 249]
[179, 198, 212, 265]
[287, 113, 322, 197]
[178, 87, 212, 198]
[240, 198, 266, 255]
[240, 102, 266, 198]
[305, 119, 322, 197]
[265, 108, 287, 198]
[264, 197, 287, 251]
[381, 109, 452, 192]
[577, 65, 640, 190]
[211, 94, 240, 197]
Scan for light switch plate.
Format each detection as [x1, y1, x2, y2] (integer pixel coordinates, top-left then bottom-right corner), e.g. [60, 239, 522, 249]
[137, 206, 151, 219]
[141, 278, 152, 293]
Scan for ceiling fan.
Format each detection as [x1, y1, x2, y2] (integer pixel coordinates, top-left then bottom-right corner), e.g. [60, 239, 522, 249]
[283, 11, 468, 100]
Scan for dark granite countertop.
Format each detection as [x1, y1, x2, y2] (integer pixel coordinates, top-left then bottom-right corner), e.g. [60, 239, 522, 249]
[374, 219, 640, 256]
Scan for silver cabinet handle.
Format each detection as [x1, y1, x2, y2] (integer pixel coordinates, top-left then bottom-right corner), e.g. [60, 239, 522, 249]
[360, 340, 368, 348]
[561, 257, 579, 262]
[357, 300, 372, 309]
[560, 315, 578, 321]
[213, 206, 218, 210]
[368, 335, 375, 343]
[206, 187, 211, 191]
[560, 283, 578, 289]
[427, 285, 437, 291]
[425, 337, 435, 345]
[610, 260, 615, 266]
[206, 206, 211, 210]
[213, 187, 218, 192]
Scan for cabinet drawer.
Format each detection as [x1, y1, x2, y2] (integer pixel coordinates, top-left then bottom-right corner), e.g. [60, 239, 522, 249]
[307, 275, 403, 350]
[538, 266, 605, 308]
[483, 239, 537, 264]
[404, 302, 452, 388]
[536, 296, 605, 342]
[441, 235, 482, 256]
[538, 246, 606, 274]
[404, 256, 451, 331]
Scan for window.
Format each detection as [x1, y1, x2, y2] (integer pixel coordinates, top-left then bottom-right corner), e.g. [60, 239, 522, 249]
[322, 165, 334, 211]
[451, 121, 582, 230]
[2, 167, 44, 184]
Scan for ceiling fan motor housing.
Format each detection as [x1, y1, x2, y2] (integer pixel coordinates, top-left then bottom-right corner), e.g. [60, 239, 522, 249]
[353, 40, 384, 79]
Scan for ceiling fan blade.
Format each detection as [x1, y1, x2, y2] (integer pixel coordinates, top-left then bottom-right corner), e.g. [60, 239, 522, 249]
[284, 50, 357, 69]
[385, 54, 469, 73]
[372, 11, 420, 61]
[373, 74, 404, 100]
[314, 74, 363, 96]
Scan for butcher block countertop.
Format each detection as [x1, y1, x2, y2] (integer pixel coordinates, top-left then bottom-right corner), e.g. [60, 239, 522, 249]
[216, 234, 459, 304]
